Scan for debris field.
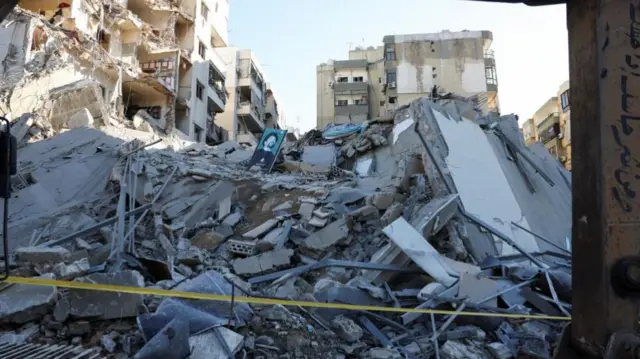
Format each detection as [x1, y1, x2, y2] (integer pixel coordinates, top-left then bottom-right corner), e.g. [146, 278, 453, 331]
[0, 93, 573, 359]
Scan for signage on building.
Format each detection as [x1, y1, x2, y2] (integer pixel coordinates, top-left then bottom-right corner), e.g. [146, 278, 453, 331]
[539, 123, 560, 144]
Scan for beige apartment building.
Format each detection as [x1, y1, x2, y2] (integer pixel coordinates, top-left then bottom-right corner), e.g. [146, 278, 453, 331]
[216, 48, 282, 146]
[316, 30, 500, 129]
[523, 80, 571, 170]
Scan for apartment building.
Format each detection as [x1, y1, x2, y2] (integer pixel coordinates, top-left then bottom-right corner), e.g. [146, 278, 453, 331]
[521, 118, 537, 145]
[216, 48, 282, 145]
[316, 30, 499, 129]
[382, 31, 499, 114]
[522, 81, 571, 170]
[4, 0, 229, 142]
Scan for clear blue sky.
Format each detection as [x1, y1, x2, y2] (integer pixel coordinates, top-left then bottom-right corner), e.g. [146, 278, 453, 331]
[228, 0, 568, 132]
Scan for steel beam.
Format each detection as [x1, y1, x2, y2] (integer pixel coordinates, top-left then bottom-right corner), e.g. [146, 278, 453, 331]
[568, 0, 640, 356]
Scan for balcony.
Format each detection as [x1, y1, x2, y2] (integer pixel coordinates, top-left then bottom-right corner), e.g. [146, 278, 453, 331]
[140, 56, 178, 92]
[207, 60, 226, 111]
[335, 104, 369, 116]
[211, 23, 227, 47]
[333, 82, 368, 96]
[237, 102, 264, 132]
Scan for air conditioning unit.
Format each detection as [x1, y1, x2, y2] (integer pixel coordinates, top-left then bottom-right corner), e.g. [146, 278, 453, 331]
[389, 81, 397, 89]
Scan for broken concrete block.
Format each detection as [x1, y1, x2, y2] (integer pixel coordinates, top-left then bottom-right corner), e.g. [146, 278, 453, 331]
[52, 258, 90, 280]
[191, 230, 226, 250]
[350, 205, 379, 221]
[303, 218, 349, 251]
[366, 348, 402, 359]
[15, 246, 70, 265]
[380, 203, 403, 227]
[232, 249, 294, 275]
[486, 342, 513, 359]
[256, 227, 284, 252]
[0, 274, 57, 324]
[187, 168, 213, 178]
[67, 270, 145, 320]
[222, 212, 243, 227]
[135, 318, 190, 359]
[218, 196, 231, 220]
[272, 201, 293, 212]
[298, 202, 315, 220]
[441, 340, 492, 359]
[67, 108, 94, 128]
[331, 315, 364, 342]
[368, 192, 396, 210]
[189, 327, 244, 359]
[243, 219, 279, 239]
[227, 239, 256, 256]
[308, 216, 328, 228]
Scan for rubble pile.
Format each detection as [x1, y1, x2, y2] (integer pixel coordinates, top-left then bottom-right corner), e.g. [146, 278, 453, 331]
[0, 96, 572, 358]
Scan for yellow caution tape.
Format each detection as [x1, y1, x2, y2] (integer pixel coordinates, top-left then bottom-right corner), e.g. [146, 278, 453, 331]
[2, 276, 572, 322]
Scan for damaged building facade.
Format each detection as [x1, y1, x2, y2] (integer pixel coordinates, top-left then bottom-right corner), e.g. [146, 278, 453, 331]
[0, 0, 238, 143]
[523, 80, 571, 170]
[216, 47, 285, 146]
[317, 30, 500, 129]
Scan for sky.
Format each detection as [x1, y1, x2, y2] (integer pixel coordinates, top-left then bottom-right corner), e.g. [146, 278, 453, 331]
[228, 0, 569, 132]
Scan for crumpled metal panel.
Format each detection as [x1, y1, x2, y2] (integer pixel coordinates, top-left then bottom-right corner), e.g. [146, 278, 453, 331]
[0, 342, 102, 359]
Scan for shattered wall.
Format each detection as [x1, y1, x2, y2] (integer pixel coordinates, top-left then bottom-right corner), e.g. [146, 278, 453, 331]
[0, 15, 32, 113]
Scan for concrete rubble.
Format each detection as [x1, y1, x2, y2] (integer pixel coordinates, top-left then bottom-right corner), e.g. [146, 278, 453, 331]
[0, 9, 571, 356]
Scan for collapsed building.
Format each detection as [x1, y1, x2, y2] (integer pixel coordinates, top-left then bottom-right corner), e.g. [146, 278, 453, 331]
[0, 0, 233, 146]
[0, 79, 572, 359]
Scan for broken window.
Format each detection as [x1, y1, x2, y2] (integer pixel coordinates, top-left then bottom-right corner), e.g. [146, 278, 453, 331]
[198, 41, 206, 58]
[196, 81, 204, 101]
[336, 100, 348, 106]
[194, 124, 204, 142]
[386, 71, 396, 85]
[560, 90, 570, 111]
[389, 96, 397, 104]
[337, 77, 348, 83]
[353, 76, 364, 83]
[201, 3, 209, 20]
[385, 45, 396, 61]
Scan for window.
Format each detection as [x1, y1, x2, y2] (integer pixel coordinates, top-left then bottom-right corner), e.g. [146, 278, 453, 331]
[201, 3, 209, 20]
[389, 96, 397, 104]
[198, 41, 206, 58]
[386, 71, 396, 84]
[353, 76, 364, 82]
[194, 124, 203, 142]
[336, 100, 348, 106]
[560, 90, 570, 111]
[385, 45, 396, 61]
[196, 81, 204, 100]
[215, 2, 219, 12]
[337, 77, 348, 83]
[380, 100, 385, 106]
[485, 66, 497, 85]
